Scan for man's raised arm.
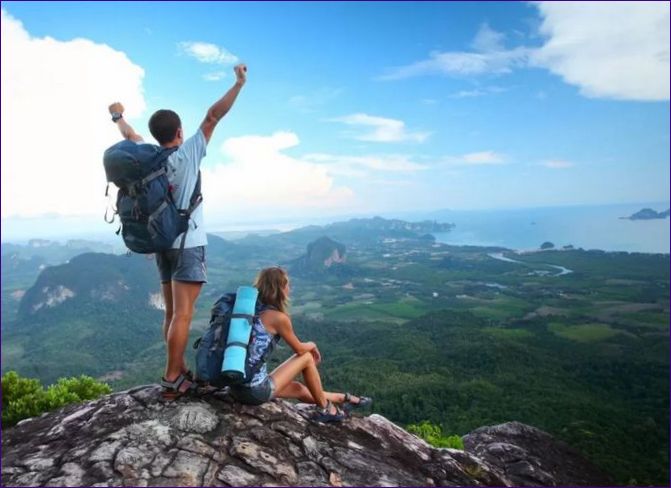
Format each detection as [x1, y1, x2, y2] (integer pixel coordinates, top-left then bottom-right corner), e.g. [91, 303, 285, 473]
[200, 64, 247, 143]
[108, 102, 144, 142]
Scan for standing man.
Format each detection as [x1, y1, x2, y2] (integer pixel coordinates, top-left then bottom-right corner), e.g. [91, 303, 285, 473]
[109, 64, 247, 399]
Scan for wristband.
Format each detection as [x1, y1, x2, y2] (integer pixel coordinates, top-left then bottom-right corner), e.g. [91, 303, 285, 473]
[111, 112, 123, 123]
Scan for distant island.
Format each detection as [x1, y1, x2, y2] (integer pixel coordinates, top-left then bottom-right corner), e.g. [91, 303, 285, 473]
[622, 208, 670, 220]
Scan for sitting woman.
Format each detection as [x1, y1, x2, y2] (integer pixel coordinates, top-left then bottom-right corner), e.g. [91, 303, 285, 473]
[230, 266, 371, 422]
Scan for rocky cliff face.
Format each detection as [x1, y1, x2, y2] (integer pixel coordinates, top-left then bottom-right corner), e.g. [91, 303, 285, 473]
[290, 237, 348, 276]
[2, 385, 609, 487]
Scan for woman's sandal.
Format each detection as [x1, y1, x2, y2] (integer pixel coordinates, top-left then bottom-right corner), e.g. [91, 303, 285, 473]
[160, 373, 196, 400]
[311, 400, 347, 423]
[343, 392, 373, 411]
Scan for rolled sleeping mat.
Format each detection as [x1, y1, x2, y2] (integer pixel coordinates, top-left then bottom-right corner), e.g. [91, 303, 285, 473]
[221, 285, 258, 383]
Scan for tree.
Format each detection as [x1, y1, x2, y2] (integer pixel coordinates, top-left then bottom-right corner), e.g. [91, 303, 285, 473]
[407, 421, 464, 449]
[2, 371, 111, 427]
[540, 241, 555, 250]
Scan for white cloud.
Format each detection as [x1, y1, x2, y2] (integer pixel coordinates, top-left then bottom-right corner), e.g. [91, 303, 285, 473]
[380, 4, 669, 102]
[1, 9, 146, 218]
[379, 23, 529, 80]
[329, 113, 431, 143]
[532, 1, 669, 101]
[450, 86, 508, 98]
[178, 41, 238, 65]
[203, 71, 227, 81]
[541, 160, 574, 169]
[379, 48, 529, 80]
[471, 22, 507, 52]
[441, 151, 506, 166]
[201, 132, 354, 219]
[303, 153, 428, 177]
[451, 89, 486, 98]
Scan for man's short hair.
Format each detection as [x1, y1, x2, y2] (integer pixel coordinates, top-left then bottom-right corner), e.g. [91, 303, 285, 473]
[148, 109, 181, 145]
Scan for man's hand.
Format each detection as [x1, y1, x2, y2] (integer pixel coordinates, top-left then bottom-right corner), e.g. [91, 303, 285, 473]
[108, 102, 124, 115]
[234, 64, 247, 86]
[200, 65, 247, 143]
[108, 102, 143, 142]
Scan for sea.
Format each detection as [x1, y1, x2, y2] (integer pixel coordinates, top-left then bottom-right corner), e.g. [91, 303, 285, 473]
[426, 203, 670, 254]
[3, 202, 669, 254]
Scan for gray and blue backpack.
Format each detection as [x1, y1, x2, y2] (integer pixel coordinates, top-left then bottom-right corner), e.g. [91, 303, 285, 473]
[194, 286, 279, 388]
[103, 140, 201, 254]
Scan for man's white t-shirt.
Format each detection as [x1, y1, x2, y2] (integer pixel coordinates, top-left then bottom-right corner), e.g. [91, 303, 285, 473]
[165, 129, 208, 249]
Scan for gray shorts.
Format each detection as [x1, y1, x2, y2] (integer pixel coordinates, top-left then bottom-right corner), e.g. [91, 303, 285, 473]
[155, 246, 207, 284]
[230, 377, 275, 406]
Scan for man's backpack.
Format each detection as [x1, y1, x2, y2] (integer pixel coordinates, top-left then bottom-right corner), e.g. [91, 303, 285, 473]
[103, 140, 202, 254]
[193, 286, 277, 388]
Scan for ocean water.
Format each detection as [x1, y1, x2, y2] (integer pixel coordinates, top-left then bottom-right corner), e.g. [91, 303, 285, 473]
[429, 203, 670, 254]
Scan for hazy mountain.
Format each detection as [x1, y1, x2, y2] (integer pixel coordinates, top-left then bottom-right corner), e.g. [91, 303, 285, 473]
[1, 239, 116, 264]
[625, 208, 670, 220]
[238, 216, 453, 249]
[3, 253, 163, 384]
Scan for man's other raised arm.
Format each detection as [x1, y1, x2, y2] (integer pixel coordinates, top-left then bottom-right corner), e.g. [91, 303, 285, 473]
[200, 64, 247, 143]
[108, 102, 144, 142]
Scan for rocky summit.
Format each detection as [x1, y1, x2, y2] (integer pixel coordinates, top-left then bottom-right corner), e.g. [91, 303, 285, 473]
[2, 385, 609, 487]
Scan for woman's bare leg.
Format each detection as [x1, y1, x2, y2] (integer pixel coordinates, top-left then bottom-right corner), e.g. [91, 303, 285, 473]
[270, 354, 362, 408]
[274, 381, 348, 404]
[270, 353, 331, 408]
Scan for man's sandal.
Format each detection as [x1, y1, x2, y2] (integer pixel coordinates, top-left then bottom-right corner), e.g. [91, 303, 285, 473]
[311, 400, 348, 423]
[160, 373, 196, 400]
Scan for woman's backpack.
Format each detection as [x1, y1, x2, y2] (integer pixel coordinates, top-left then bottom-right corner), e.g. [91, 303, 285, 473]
[193, 286, 267, 388]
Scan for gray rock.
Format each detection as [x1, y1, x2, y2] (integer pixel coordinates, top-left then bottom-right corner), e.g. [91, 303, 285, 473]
[2, 386, 610, 487]
[463, 421, 611, 485]
[230, 438, 298, 484]
[89, 440, 122, 462]
[114, 446, 155, 478]
[46, 462, 85, 486]
[162, 450, 210, 485]
[170, 403, 219, 434]
[217, 464, 259, 486]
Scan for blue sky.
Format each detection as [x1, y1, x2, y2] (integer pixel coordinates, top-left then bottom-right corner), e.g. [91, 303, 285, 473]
[1, 1, 669, 239]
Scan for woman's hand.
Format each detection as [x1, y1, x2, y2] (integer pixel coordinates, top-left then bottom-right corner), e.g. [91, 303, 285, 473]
[301, 341, 321, 365]
[311, 345, 322, 365]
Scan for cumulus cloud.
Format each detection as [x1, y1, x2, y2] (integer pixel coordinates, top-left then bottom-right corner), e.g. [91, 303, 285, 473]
[329, 113, 431, 143]
[1, 9, 146, 218]
[380, 4, 669, 102]
[532, 1, 669, 101]
[443, 151, 506, 166]
[178, 41, 239, 65]
[201, 132, 354, 219]
[379, 23, 529, 80]
[541, 160, 574, 169]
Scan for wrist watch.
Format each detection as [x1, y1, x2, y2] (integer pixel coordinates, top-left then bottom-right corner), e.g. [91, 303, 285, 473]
[111, 112, 123, 123]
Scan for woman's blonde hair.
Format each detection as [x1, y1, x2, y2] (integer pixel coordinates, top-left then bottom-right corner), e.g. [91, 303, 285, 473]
[254, 267, 290, 313]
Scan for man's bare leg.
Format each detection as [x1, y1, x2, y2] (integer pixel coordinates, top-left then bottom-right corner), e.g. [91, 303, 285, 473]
[164, 280, 202, 381]
[160, 282, 173, 342]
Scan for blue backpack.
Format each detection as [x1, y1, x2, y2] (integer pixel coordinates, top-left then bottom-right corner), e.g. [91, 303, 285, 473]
[193, 287, 279, 388]
[103, 140, 202, 254]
